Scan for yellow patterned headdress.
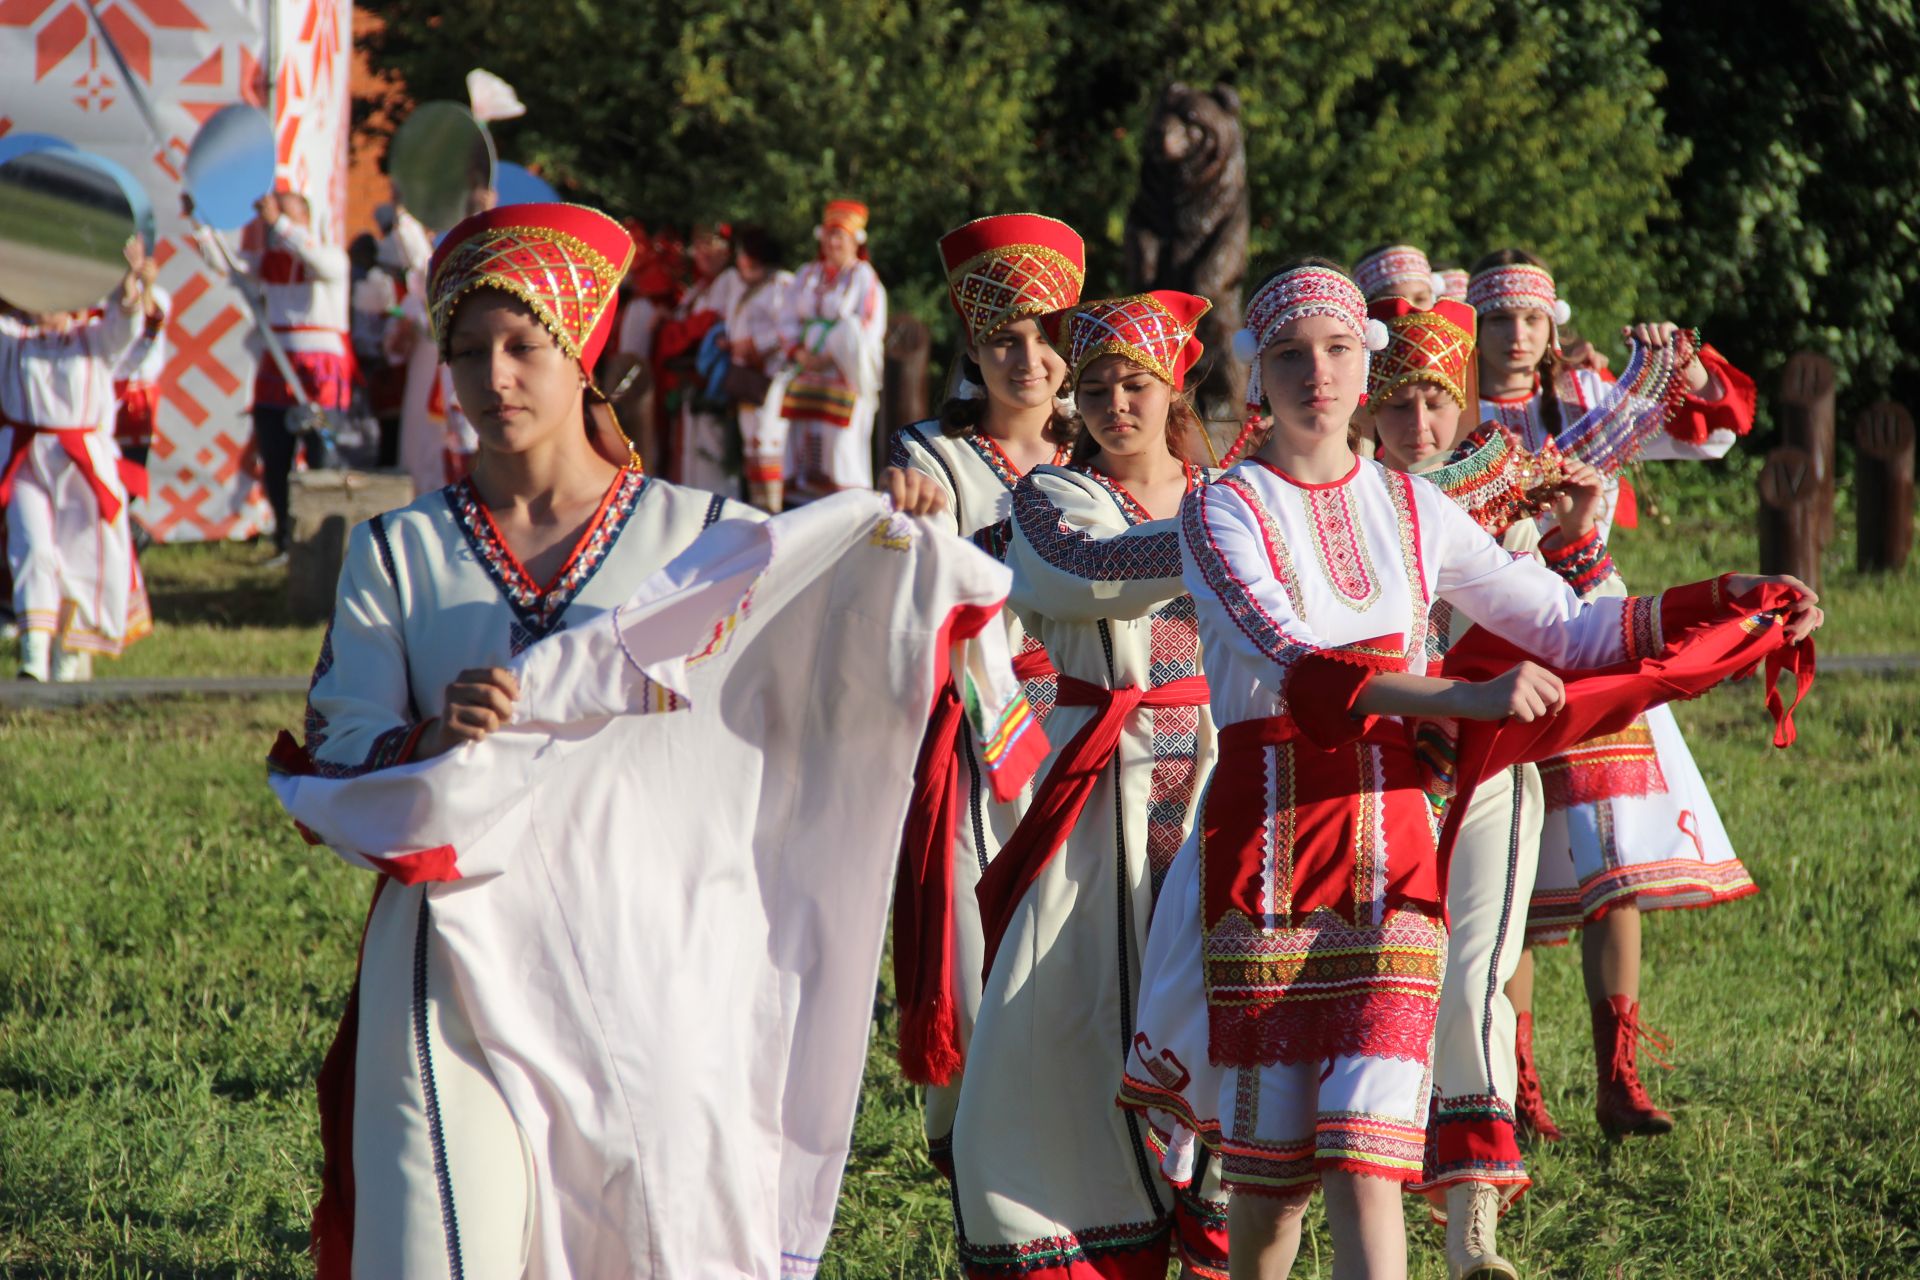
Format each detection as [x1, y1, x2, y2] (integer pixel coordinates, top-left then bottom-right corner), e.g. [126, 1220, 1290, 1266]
[427, 202, 634, 372]
[938, 213, 1086, 346]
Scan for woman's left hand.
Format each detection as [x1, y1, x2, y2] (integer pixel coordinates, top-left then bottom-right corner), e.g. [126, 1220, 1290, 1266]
[1724, 573, 1825, 643]
[1547, 459, 1610, 540]
[880, 466, 949, 517]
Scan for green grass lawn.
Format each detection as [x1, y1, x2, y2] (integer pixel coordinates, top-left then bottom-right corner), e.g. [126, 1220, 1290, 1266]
[2, 474, 1916, 1278]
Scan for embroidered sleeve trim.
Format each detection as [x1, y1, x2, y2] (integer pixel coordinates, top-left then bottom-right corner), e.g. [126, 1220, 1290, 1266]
[1181, 479, 1316, 688]
[1619, 593, 1662, 662]
[1540, 524, 1615, 595]
[1011, 472, 1182, 581]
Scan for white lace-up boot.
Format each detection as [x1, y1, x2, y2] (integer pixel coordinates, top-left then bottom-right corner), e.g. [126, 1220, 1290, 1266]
[1445, 1181, 1518, 1280]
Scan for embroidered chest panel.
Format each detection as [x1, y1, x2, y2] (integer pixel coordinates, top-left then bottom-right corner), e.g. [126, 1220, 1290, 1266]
[1297, 483, 1382, 611]
[446, 469, 648, 655]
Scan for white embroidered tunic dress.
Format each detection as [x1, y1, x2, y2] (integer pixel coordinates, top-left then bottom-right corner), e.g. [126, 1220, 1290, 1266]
[291, 468, 747, 1278]
[1121, 456, 1650, 1195]
[889, 421, 1065, 1167]
[1, 307, 149, 654]
[952, 462, 1230, 1280]
[1482, 371, 1754, 942]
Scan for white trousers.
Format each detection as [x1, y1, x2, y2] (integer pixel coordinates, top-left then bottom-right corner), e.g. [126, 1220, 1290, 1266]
[1433, 764, 1542, 1109]
[1415, 763, 1542, 1209]
[354, 883, 532, 1279]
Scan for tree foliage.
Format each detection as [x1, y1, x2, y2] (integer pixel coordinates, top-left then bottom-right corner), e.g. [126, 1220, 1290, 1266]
[358, 0, 1911, 404]
[1648, 0, 1920, 412]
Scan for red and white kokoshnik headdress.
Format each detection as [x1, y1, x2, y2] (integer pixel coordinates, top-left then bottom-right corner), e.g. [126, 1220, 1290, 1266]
[1466, 261, 1572, 326]
[1043, 291, 1211, 389]
[1436, 268, 1470, 302]
[427, 202, 635, 376]
[938, 213, 1086, 346]
[1353, 244, 1449, 303]
[820, 199, 870, 245]
[1234, 265, 1388, 413]
[1367, 297, 1478, 408]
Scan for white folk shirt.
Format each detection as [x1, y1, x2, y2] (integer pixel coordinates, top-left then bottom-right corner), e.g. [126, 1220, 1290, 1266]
[953, 465, 1223, 1255]
[1186, 456, 1640, 734]
[1, 306, 141, 645]
[112, 284, 171, 387]
[780, 259, 886, 392]
[245, 216, 350, 357]
[0, 307, 135, 431]
[727, 268, 794, 364]
[272, 491, 1028, 1279]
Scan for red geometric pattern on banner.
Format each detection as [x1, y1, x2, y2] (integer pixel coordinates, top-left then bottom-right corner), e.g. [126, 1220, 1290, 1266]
[2, 0, 350, 540]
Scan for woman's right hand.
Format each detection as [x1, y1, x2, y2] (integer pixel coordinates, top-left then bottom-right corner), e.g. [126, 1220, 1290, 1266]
[1452, 661, 1566, 723]
[419, 667, 521, 758]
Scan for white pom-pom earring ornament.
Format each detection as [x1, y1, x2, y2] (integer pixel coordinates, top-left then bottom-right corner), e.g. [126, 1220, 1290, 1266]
[956, 377, 986, 401]
[1232, 327, 1259, 363]
[1429, 272, 1450, 299]
[1552, 299, 1572, 326]
[1365, 318, 1391, 351]
[1054, 391, 1077, 418]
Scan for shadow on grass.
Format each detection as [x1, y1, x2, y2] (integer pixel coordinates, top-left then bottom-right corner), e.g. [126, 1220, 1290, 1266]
[140, 542, 298, 630]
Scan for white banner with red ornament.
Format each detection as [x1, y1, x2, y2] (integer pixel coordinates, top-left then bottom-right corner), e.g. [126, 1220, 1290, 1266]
[0, 0, 351, 542]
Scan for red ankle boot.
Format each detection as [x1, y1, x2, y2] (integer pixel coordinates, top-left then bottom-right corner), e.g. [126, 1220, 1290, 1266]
[1513, 1011, 1563, 1142]
[1591, 994, 1674, 1138]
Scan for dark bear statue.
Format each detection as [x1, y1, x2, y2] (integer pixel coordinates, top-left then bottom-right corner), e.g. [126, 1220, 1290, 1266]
[1124, 82, 1251, 449]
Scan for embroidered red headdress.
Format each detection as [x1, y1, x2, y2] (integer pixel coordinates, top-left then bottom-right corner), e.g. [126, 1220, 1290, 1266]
[1467, 262, 1571, 326]
[938, 213, 1086, 346]
[1367, 297, 1478, 408]
[821, 199, 870, 244]
[1353, 244, 1447, 303]
[1235, 265, 1388, 415]
[428, 202, 634, 375]
[1043, 291, 1210, 389]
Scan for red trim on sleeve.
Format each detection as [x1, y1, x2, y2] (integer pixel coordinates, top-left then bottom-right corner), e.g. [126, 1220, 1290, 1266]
[1668, 345, 1757, 444]
[1283, 634, 1408, 750]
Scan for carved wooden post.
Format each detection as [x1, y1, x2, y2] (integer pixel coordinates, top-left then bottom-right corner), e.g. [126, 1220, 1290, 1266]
[1757, 445, 1821, 590]
[1778, 352, 1837, 547]
[882, 315, 932, 465]
[1855, 401, 1915, 572]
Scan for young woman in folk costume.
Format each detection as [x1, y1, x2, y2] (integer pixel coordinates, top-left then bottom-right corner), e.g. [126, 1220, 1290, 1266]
[881, 212, 1084, 1178]
[726, 225, 797, 511]
[664, 223, 746, 494]
[1353, 245, 1450, 312]
[1116, 262, 1816, 1280]
[1469, 251, 1761, 1142]
[292, 200, 948, 1279]
[1363, 296, 1613, 1280]
[952, 290, 1231, 1280]
[1433, 265, 1471, 305]
[780, 199, 888, 501]
[2, 238, 155, 681]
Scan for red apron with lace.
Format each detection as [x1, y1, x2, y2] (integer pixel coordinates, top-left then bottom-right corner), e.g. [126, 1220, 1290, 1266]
[1200, 715, 1448, 1069]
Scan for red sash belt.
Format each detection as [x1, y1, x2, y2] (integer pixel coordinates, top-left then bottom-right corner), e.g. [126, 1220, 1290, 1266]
[1011, 646, 1056, 683]
[892, 642, 1059, 1086]
[977, 671, 1209, 981]
[0, 412, 121, 523]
